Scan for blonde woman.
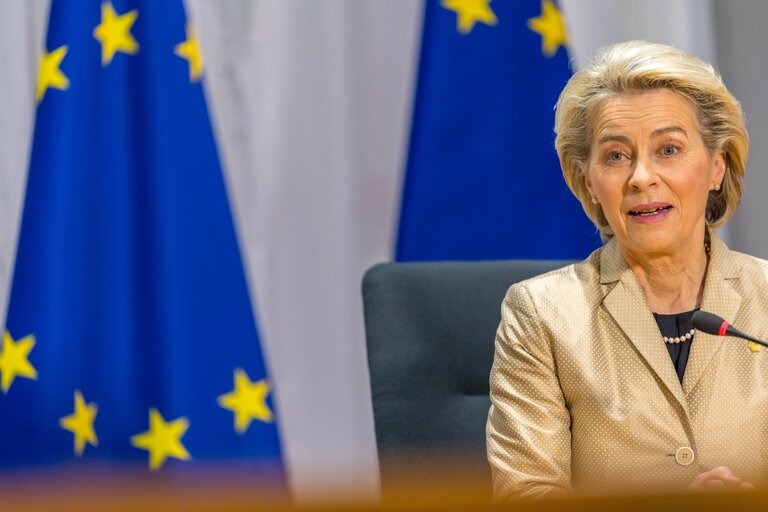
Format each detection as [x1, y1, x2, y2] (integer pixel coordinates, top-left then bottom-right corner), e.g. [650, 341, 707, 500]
[487, 41, 764, 498]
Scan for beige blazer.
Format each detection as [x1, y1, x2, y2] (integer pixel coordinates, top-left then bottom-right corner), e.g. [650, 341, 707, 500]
[487, 232, 768, 498]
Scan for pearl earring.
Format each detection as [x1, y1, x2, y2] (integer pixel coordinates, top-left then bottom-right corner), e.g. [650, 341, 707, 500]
[591, 197, 598, 204]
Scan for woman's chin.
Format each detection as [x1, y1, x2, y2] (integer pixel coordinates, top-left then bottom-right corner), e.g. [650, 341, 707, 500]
[621, 230, 686, 258]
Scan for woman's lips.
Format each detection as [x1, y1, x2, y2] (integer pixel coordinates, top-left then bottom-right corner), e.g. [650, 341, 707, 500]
[627, 203, 673, 224]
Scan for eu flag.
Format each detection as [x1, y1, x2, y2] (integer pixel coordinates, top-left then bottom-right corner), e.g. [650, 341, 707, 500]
[396, 0, 600, 261]
[1, 0, 282, 481]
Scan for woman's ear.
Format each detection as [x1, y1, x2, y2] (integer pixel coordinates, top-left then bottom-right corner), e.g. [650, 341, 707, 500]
[584, 173, 596, 203]
[712, 152, 726, 189]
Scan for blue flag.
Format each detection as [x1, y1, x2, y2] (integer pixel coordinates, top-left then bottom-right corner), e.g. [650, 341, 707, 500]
[1, 0, 282, 480]
[397, 0, 600, 261]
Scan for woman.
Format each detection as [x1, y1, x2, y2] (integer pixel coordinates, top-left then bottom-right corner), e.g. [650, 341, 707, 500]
[486, 40, 767, 498]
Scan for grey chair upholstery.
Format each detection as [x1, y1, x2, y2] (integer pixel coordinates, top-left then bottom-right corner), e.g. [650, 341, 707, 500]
[362, 259, 572, 494]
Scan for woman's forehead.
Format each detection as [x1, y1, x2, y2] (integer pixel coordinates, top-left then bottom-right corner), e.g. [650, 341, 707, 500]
[592, 89, 698, 140]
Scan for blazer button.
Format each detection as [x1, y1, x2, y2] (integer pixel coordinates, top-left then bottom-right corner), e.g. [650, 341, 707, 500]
[675, 446, 695, 466]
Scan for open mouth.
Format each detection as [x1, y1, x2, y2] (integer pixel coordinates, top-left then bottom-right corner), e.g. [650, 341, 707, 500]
[628, 205, 672, 217]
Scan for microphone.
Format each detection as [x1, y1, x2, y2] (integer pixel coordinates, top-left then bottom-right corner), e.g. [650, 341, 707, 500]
[692, 310, 768, 348]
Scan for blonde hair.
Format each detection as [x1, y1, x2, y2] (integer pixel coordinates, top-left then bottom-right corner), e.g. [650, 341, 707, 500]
[554, 40, 748, 238]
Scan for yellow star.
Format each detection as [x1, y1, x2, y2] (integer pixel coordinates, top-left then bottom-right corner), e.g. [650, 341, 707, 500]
[748, 341, 762, 353]
[35, 45, 69, 104]
[59, 390, 98, 456]
[174, 24, 204, 82]
[0, 331, 37, 393]
[218, 369, 273, 433]
[130, 408, 191, 470]
[441, 0, 498, 34]
[93, 1, 139, 65]
[528, 0, 569, 56]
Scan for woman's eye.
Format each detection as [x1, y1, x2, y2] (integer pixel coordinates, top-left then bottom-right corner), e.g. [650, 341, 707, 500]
[607, 151, 624, 162]
[661, 145, 679, 156]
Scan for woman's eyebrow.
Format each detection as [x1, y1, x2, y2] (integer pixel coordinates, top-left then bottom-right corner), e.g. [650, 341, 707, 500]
[597, 125, 688, 145]
[651, 125, 688, 138]
[596, 133, 631, 145]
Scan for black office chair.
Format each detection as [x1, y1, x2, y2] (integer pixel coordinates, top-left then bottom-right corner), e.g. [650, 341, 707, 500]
[362, 259, 572, 495]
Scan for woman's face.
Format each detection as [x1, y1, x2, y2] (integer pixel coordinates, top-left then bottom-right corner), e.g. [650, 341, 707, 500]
[585, 89, 725, 260]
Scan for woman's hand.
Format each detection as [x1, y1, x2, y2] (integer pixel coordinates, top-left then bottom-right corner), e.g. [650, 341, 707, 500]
[689, 466, 755, 490]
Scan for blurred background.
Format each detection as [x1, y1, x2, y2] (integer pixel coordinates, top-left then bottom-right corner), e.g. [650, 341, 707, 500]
[0, 0, 767, 505]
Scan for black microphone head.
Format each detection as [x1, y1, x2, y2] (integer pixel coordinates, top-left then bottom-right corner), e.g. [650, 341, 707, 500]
[692, 310, 728, 336]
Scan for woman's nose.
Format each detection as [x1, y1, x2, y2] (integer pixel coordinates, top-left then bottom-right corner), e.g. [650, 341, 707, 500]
[627, 158, 658, 190]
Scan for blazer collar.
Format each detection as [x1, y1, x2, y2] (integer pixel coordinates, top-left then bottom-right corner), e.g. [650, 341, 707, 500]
[598, 230, 742, 415]
[684, 232, 742, 395]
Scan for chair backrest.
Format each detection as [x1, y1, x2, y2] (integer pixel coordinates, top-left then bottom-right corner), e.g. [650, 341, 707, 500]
[362, 259, 572, 494]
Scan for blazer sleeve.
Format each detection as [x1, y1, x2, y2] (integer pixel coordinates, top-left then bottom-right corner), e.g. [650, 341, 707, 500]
[486, 282, 572, 499]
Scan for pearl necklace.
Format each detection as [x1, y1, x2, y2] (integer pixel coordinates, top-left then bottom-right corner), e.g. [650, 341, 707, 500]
[664, 329, 695, 344]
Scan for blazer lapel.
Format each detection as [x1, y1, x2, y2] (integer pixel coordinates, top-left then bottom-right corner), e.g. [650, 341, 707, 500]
[600, 238, 689, 415]
[682, 233, 742, 396]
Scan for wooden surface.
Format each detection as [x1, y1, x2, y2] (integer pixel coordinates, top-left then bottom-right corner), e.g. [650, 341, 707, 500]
[1, 462, 766, 511]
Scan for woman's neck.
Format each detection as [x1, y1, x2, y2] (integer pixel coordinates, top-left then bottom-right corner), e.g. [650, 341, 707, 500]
[622, 243, 710, 315]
